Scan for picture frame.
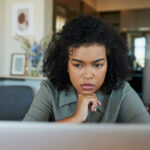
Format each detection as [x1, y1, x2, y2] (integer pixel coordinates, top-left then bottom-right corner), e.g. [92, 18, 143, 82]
[12, 2, 34, 35]
[10, 53, 27, 76]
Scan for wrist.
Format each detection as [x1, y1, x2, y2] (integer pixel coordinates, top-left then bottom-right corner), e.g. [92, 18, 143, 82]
[72, 113, 85, 123]
[57, 114, 82, 123]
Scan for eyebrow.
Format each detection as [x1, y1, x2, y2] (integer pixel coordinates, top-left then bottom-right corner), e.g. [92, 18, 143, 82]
[71, 58, 105, 63]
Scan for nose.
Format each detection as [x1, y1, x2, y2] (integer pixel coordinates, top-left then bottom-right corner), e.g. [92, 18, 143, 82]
[82, 66, 94, 80]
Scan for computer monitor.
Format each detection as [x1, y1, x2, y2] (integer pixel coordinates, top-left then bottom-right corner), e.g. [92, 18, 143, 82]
[0, 121, 150, 150]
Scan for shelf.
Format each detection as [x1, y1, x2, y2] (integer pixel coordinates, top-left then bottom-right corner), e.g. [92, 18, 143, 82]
[0, 75, 47, 81]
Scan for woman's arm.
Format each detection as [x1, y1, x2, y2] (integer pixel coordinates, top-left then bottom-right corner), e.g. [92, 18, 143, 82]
[23, 81, 53, 121]
[57, 93, 101, 123]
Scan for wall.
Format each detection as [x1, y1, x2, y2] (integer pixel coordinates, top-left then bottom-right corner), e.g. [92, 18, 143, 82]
[99, 0, 150, 12]
[82, 1, 99, 16]
[84, 0, 150, 12]
[0, 0, 5, 74]
[0, 0, 53, 76]
[120, 9, 150, 31]
[143, 34, 150, 105]
[44, 0, 53, 35]
[82, 0, 98, 11]
[119, 9, 150, 104]
[1, 0, 43, 76]
[0, 0, 53, 95]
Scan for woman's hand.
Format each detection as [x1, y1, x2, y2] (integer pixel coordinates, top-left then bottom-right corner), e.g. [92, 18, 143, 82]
[73, 93, 101, 122]
[57, 93, 101, 123]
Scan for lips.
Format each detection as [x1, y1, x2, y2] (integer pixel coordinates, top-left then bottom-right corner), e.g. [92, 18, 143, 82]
[80, 84, 95, 90]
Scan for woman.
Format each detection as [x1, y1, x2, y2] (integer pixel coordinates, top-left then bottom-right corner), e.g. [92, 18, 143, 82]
[24, 15, 150, 123]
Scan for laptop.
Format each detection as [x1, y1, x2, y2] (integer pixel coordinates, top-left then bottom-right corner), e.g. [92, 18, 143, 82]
[0, 121, 150, 150]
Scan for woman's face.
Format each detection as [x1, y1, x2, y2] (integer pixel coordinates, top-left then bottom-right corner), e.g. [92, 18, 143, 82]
[68, 44, 107, 95]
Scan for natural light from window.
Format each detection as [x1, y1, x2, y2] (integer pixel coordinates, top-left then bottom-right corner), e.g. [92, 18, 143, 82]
[56, 16, 66, 32]
[134, 37, 146, 68]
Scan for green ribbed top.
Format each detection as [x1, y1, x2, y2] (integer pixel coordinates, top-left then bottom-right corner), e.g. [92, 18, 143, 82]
[24, 80, 150, 123]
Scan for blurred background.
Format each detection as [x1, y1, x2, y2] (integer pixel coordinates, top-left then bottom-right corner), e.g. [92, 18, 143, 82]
[0, 0, 150, 118]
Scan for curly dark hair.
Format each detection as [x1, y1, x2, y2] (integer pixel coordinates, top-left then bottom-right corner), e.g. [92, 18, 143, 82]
[43, 15, 133, 94]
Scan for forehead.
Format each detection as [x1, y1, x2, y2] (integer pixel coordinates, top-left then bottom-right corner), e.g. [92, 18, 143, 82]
[69, 44, 106, 59]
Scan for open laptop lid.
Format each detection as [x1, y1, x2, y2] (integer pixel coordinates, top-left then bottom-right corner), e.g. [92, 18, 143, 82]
[0, 121, 150, 150]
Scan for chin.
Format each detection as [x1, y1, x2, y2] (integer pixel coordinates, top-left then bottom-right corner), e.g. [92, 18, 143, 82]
[75, 86, 97, 95]
[80, 90, 96, 95]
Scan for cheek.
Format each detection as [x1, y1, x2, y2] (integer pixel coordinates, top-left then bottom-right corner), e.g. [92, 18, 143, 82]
[69, 69, 80, 81]
[68, 64, 81, 84]
[95, 67, 107, 83]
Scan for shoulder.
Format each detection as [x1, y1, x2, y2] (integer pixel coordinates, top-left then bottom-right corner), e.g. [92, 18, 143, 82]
[40, 79, 58, 95]
[40, 79, 54, 89]
[39, 80, 76, 105]
[111, 81, 136, 98]
[109, 81, 133, 101]
[108, 81, 142, 109]
[113, 82, 150, 123]
[116, 81, 142, 105]
[121, 81, 135, 93]
[36, 79, 61, 104]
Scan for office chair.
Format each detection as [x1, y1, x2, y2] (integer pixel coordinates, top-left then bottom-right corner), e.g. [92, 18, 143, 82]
[0, 85, 33, 120]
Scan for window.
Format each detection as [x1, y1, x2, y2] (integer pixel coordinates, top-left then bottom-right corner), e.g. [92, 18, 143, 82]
[56, 15, 66, 32]
[134, 37, 146, 69]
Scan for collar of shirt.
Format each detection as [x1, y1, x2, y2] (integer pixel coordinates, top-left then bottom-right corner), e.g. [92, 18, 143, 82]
[59, 86, 105, 113]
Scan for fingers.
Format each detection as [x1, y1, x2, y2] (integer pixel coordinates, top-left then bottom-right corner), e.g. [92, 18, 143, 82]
[88, 94, 101, 112]
[90, 101, 97, 112]
[78, 93, 101, 112]
[90, 98, 101, 112]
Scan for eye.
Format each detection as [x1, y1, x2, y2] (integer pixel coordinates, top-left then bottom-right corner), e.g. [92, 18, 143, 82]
[73, 64, 83, 68]
[94, 64, 103, 68]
